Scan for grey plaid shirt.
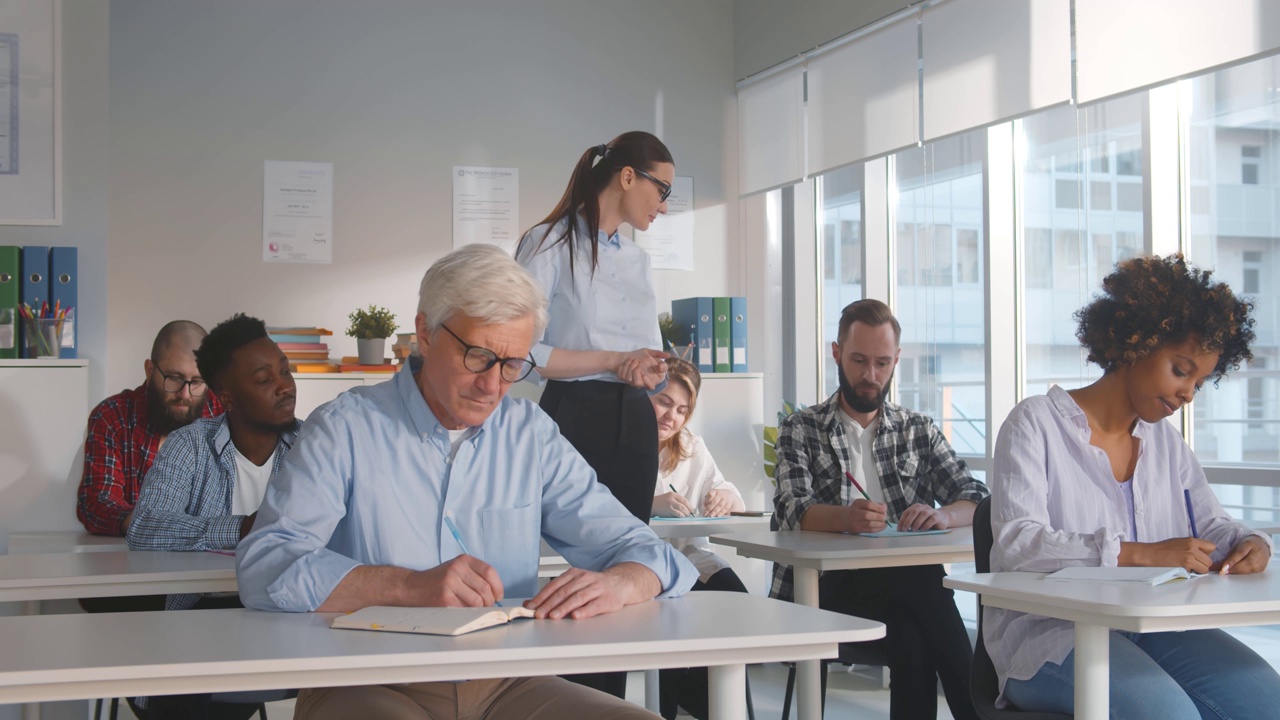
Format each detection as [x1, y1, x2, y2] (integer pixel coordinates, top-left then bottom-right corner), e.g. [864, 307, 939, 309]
[769, 392, 989, 601]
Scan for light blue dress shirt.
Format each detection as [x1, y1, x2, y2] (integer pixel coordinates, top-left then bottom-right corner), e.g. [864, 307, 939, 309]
[236, 358, 697, 612]
[515, 216, 663, 383]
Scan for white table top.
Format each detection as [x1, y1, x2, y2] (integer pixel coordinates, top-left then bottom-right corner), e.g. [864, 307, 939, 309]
[8, 531, 129, 555]
[650, 515, 773, 539]
[0, 591, 884, 704]
[945, 570, 1280, 633]
[0, 550, 237, 602]
[711, 527, 975, 570]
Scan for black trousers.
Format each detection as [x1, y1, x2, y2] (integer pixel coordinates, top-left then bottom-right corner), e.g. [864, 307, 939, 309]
[541, 379, 659, 699]
[819, 564, 978, 720]
[539, 379, 658, 524]
[659, 568, 750, 720]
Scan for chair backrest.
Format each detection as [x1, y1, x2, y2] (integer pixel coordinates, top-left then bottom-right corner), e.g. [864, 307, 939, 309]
[975, 494, 994, 573]
[970, 495, 1074, 720]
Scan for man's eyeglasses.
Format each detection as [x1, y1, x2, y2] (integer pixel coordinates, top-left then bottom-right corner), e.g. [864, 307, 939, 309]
[439, 325, 537, 384]
[151, 364, 208, 397]
[634, 168, 672, 203]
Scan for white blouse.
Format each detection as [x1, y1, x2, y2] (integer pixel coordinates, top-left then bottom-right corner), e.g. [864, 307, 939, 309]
[655, 430, 744, 582]
[986, 385, 1269, 705]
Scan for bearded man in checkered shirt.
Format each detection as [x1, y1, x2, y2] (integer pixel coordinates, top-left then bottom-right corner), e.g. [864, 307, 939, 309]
[771, 298, 987, 720]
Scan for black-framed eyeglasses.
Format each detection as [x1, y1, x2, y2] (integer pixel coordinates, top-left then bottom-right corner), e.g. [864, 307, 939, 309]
[439, 324, 537, 384]
[151, 363, 208, 396]
[634, 168, 672, 203]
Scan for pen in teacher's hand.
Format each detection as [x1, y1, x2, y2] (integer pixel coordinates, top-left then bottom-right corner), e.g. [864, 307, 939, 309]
[1184, 488, 1199, 539]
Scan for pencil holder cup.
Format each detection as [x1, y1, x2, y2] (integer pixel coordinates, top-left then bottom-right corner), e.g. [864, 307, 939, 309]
[671, 345, 695, 363]
[22, 317, 60, 358]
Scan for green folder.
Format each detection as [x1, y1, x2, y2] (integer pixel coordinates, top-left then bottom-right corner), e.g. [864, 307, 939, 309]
[0, 247, 18, 360]
[712, 297, 732, 373]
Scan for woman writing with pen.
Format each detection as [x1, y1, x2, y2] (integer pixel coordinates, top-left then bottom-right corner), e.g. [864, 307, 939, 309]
[988, 254, 1280, 718]
[648, 359, 748, 720]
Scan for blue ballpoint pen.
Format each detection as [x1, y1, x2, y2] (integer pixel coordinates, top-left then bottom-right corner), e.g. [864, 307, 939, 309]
[443, 513, 502, 606]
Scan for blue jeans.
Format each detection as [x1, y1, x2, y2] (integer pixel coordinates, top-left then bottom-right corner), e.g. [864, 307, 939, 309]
[1004, 629, 1280, 719]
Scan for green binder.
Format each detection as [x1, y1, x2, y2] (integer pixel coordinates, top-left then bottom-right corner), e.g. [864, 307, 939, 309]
[712, 297, 732, 373]
[0, 246, 18, 359]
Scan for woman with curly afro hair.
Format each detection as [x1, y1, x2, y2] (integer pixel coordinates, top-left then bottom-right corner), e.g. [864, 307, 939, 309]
[985, 253, 1280, 718]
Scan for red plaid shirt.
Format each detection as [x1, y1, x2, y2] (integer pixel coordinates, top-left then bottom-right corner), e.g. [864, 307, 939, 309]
[76, 384, 223, 536]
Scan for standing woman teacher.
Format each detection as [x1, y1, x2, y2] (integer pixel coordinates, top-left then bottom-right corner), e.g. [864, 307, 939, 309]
[516, 131, 673, 525]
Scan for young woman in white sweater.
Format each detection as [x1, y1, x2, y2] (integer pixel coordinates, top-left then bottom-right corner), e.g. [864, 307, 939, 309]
[650, 358, 748, 720]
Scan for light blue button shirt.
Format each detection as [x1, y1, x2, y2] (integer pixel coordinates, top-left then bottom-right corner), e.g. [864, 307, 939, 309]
[515, 216, 663, 383]
[236, 358, 697, 612]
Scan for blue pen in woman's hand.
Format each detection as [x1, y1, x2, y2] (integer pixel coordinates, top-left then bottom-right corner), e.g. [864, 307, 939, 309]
[1184, 488, 1199, 539]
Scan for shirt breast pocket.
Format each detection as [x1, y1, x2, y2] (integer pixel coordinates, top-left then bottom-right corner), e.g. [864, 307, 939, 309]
[896, 454, 922, 480]
[479, 503, 540, 594]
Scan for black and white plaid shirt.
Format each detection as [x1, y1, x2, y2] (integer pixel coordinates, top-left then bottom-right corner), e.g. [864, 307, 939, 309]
[769, 392, 989, 601]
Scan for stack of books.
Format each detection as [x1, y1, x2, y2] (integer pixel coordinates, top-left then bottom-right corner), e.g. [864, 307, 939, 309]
[268, 327, 337, 373]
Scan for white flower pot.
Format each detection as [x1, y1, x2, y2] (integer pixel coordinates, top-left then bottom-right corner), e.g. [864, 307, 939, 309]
[356, 337, 386, 365]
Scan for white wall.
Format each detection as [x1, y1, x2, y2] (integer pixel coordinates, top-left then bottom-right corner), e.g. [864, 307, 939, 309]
[106, 0, 738, 396]
[0, 0, 110, 403]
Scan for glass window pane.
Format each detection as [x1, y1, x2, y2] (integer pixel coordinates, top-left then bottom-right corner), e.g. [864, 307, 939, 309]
[818, 164, 865, 397]
[892, 132, 987, 456]
[1186, 56, 1280, 478]
[1020, 94, 1146, 397]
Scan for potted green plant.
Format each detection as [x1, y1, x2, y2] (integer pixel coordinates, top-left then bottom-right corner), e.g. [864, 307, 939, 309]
[346, 305, 398, 365]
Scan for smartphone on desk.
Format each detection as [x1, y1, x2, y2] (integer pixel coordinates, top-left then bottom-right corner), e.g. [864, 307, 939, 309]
[730, 511, 771, 517]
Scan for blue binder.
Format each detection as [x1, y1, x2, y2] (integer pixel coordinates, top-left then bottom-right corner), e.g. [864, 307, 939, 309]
[19, 246, 49, 358]
[671, 297, 714, 373]
[730, 296, 748, 373]
[49, 247, 77, 358]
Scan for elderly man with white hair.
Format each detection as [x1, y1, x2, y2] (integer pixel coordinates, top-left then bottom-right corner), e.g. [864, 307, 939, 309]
[236, 244, 696, 720]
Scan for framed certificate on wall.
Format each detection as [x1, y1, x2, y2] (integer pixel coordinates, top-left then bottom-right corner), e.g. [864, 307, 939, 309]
[0, 0, 60, 225]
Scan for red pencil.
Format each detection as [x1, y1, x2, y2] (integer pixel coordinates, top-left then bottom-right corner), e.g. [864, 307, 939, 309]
[844, 471, 872, 501]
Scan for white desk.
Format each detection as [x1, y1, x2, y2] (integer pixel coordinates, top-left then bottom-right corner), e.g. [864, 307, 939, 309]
[8, 530, 129, 555]
[650, 515, 772, 539]
[0, 550, 237, 603]
[944, 571, 1280, 720]
[0, 592, 883, 720]
[712, 529, 975, 720]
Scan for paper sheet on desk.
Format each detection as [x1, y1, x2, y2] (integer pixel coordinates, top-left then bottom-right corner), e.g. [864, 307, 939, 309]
[651, 516, 738, 521]
[858, 523, 951, 538]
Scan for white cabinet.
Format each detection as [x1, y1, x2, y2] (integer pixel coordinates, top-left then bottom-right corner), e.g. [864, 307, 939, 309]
[0, 360, 90, 534]
[292, 373, 394, 420]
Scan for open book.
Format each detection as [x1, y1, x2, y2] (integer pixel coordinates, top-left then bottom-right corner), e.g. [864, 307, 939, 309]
[331, 604, 535, 637]
[1045, 566, 1201, 586]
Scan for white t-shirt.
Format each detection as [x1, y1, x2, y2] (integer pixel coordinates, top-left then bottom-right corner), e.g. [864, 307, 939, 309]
[446, 427, 479, 463]
[837, 410, 885, 505]
[654, 430, 744, 582]
[232, 447, 277, 515]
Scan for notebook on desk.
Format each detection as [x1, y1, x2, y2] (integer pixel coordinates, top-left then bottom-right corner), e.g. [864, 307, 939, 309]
[858, 523, 951, 538]
[332, 605, 535, 636]
[1045, 566, 1201, 586]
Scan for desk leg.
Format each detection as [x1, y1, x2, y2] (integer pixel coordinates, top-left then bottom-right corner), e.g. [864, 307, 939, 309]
[708, 664, 746, 720]
[1074, 623, 1108, 720]
[22, 601, 40, 720]
[794, 567, 822, 720]
[644, 668, 660, 712]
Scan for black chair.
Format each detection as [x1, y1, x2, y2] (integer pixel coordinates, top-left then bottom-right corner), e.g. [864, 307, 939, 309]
[971, 496, 1072, 720]
[779, 640, 889, 720]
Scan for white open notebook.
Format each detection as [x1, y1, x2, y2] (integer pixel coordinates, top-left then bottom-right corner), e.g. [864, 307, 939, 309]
[332, 605, 535, 636]
[1045, 566, 1202, 586]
